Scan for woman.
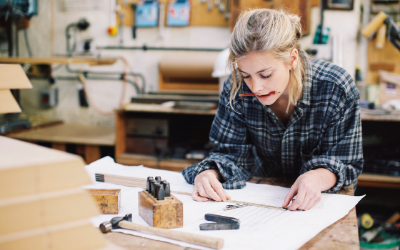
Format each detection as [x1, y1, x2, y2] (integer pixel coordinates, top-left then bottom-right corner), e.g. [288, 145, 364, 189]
[182, 9, 363, 211]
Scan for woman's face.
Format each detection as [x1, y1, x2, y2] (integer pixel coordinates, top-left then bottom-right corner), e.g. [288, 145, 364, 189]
[236, 50, 298, 106]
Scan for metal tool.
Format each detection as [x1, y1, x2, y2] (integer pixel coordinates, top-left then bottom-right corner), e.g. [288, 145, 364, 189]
[200, 214, 240, 230]
[224, 203, 248, 211]
[100, 213, 224, 249]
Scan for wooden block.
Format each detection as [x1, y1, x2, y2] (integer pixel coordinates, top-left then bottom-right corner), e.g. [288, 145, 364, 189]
[0, 219, 106, 250]
[87, 189, 121, 214]
[0, 137, 91, 199]
[0, 188, 100, 235]
[138, 191, 183, 229]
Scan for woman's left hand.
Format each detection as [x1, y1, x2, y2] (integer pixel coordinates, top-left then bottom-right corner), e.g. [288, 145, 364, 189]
[282, 170, 322, 211]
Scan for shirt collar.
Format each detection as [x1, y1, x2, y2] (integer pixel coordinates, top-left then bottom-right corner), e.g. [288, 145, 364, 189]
[297, 50, 313, 106]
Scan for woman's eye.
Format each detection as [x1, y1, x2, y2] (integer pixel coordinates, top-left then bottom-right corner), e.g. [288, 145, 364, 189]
[261, 74, 272, 79]
[242, 75, 250, 79]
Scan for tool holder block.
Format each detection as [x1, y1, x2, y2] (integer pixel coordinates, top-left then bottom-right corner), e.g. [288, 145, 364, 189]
[138, 190, 183, 229]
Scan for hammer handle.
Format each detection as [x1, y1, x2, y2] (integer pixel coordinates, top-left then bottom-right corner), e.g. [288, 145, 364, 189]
[118, 221, 224, 250]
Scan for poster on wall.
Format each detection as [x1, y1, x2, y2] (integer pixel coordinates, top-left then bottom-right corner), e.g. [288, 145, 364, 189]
[136, 0, 159, 27]
[167, 0, 190, 26]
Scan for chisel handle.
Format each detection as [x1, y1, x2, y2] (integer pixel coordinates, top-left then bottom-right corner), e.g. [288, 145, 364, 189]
[118, 221, 224, 250]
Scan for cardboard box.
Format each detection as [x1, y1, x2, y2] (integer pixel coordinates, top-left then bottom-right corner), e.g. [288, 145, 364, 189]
[379, 70, 400, 105]
[0, 64, 32, 114]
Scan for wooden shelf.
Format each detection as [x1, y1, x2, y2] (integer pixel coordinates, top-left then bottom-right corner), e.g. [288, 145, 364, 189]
[361, 113, 400, 122]
[122, 104, 218, 115]
[358, 173, 400, 189]
[116, 153, 200, 172]
[0, 57, 118, 66]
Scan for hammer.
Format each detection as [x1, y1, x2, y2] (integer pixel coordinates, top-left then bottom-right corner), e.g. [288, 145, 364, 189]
[99, 214, 224, 250]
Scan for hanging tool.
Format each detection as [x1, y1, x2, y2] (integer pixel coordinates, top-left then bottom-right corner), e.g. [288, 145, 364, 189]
[219, 0, 225, 12]
[158, 1, 165, 39]
[225, 0, 230, 20]
[361, 11, 400, 51]
[207, 0, 212, 11]
[99, 213, 224, 249]
[200, 214, 240, 230]
[361, 212, 400, 242]
[131, 3, 137, 39]
[361, 213, 374, 229]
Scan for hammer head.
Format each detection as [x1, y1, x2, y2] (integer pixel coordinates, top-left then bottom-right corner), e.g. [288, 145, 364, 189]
[99, 214, 132, 233]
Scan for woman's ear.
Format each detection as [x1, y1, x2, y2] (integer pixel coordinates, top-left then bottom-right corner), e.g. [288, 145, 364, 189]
[290, 49, 299, 70]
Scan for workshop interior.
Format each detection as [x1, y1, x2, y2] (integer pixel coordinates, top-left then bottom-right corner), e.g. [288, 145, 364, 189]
[0, 0, 400, 249]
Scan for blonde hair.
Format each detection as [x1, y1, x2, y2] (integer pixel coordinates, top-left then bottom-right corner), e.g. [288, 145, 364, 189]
[227, 9, 305, 113]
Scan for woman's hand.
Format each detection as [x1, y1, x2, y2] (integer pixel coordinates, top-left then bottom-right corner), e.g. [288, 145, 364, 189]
[192, 169, 231, 202]
[282, 169, 337, 211]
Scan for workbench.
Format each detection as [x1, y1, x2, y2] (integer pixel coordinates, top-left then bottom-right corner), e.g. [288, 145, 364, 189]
[8, 123, 115, 164]
[116, 105, 400, 189]
[102, 179, 358, 250]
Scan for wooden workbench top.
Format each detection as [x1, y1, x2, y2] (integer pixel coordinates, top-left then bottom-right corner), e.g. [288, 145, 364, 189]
[105, 180, 359, 250]
[9, 123, 115, 146]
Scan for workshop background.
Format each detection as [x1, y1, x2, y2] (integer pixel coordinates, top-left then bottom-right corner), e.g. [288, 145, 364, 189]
[1, 0, 400, 249]
[2, 0, 362, 126]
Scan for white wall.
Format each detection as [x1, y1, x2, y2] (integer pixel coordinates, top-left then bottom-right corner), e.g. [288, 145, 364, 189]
[14, 0, 361, 126]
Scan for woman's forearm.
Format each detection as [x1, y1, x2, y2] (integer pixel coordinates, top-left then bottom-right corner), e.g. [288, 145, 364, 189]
[311, 168, 338, 191]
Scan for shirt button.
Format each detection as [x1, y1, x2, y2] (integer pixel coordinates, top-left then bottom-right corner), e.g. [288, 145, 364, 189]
[286, 140, 288, 143]
[274, 119, 277, 122]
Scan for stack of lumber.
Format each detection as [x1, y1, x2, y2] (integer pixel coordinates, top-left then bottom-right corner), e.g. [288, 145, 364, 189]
[0, 134, 107, 249]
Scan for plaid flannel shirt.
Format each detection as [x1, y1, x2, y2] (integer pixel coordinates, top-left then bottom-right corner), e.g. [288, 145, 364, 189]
[182, 52, 363, 193]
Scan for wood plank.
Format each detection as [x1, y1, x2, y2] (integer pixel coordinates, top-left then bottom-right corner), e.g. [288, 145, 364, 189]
[116, 153, 200, 172]
[9, 123, 115, 146]
[367, 36, 400, 84]
[85, 145, 101, 164]
[122, 104, 217, 115]
[0, 136, 91, 198]
[358, 173, 400, 188]
[0, 57, 118, 66]
[104, 232, 200, 250]
[361, 113, 400, 122]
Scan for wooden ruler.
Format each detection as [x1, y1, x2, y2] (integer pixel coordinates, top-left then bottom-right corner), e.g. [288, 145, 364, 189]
[95, 173, 287, 211]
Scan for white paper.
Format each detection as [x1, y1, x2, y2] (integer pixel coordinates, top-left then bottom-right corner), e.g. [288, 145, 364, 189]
[84, 157, 364, 250]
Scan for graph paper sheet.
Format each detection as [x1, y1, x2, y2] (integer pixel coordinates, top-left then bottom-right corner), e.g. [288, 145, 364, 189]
[84, 157, 364, 250]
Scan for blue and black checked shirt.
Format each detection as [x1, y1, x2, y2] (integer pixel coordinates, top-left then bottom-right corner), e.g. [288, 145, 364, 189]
[182, 52, 363, 193]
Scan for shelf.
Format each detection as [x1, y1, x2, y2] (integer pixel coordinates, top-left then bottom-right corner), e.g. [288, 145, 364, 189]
[116, 153, 200, 172]
[358, 173, 400, 189]
[361, 113, 400, 122]
[0, 57, 118, 66]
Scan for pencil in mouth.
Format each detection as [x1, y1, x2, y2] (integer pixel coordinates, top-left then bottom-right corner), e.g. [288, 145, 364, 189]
[239, 91, 277, 97]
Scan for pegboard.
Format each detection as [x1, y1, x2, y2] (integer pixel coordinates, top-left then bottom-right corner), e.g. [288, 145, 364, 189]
[116, 0, 228, 27]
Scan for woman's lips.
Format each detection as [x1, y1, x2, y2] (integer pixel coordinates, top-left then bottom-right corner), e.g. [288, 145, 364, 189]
[257, 91, 276, 97]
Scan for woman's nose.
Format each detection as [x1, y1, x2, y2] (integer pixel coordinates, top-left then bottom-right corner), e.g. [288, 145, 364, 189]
[252, 78, 264, 94]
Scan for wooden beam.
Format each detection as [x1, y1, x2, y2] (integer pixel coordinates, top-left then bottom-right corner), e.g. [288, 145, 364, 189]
[0, 57, 118, 66]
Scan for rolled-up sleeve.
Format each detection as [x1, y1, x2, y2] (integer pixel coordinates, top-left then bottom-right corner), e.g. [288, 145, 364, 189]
[300, 95, 363, 193]
[182, 80, 255, 189]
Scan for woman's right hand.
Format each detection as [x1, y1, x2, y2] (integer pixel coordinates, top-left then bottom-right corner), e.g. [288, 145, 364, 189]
[192, 169, 231, 202]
